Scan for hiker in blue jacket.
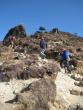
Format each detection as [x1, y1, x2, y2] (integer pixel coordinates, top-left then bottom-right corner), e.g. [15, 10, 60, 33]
[39, 37, 47, 59]
[60, 48, 71, 72]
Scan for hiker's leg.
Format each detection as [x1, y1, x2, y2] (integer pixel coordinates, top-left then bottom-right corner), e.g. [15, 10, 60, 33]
[11, 41, 14, 48]
[40, 48, 44, 59]
[66, 60, 71, 72]
[39, 48, 41, 56]
[0, 49, 1, 56]
[13, 42, 16, 50]
[60, 60, 64, 68]
[42, 49, 46, 58]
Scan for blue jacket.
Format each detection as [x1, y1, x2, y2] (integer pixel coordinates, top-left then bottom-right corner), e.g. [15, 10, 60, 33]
[40, 40, 47, 49]
[62, 50, 69, 60]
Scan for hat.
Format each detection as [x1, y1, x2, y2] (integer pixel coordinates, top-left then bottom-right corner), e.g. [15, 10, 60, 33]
[60, 48, 65, 52]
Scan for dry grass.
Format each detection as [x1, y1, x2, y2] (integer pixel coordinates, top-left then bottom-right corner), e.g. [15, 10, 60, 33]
[75, 61, 83, 76]
[76, 68, 83, 76]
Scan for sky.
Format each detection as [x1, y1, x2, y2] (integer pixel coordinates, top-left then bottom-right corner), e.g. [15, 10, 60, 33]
[0, 0, 83, 40]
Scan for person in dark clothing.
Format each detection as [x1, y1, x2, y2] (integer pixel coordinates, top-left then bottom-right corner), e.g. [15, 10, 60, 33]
[0, 48, 1, 56]
[39, 37, 47, 59]
[59, 48, 64, 68]
[40, 37, 47, 49]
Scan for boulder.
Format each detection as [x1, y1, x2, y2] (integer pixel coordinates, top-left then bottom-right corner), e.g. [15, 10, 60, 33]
[14, 52, 26, 60]
[70, 74, 83, 81]
[68, 104, 79, 110]
[75, 60, 83, 75]
[22, 65, 46, 78]
[45, 62, 60, 75]
[70, 89, 83, 96]
[14, 46, 25, 53]
[68, 104, 83, 110]
[45, 49, 59, 60]
[24, 59, 35, 66]
[0, 64, 24, 80]
[51, 28, 59, 34]
[74, 81, 83, 87]
[0, 73, 9, 82]
[21, 61, 60, 79]
[44, 62, 60, 81]
[17, 78, 56, 110]
[28, 78, 56, 103]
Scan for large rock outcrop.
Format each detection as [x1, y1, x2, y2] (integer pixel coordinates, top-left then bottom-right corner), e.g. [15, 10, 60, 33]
[3, 25, 27, 46]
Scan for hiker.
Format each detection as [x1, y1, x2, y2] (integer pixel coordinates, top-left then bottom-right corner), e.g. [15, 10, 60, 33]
[59, 48, 71, 72]
[39, 37, 47, 59]
[9, 35, 16, 49]
[59, 48, 64, 68]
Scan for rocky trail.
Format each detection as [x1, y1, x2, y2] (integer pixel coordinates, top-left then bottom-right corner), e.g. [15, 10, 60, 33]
[55, 68, 83, 107]
[0, 54, 83, 110]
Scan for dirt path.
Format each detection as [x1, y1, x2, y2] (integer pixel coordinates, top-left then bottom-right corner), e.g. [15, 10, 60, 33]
[0, 78, 38, 103]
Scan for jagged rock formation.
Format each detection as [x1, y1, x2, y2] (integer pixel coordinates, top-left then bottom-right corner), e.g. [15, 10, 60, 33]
[3, 25, 27, 46]
[51, 28, 59, 33]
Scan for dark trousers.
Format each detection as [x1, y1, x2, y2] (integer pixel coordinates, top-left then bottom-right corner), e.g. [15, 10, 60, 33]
[60, 59, 71, 72]
[40, 48, 46, 59]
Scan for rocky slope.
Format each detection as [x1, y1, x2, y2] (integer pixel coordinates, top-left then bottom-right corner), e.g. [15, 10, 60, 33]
[0, 25, 83, 110]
